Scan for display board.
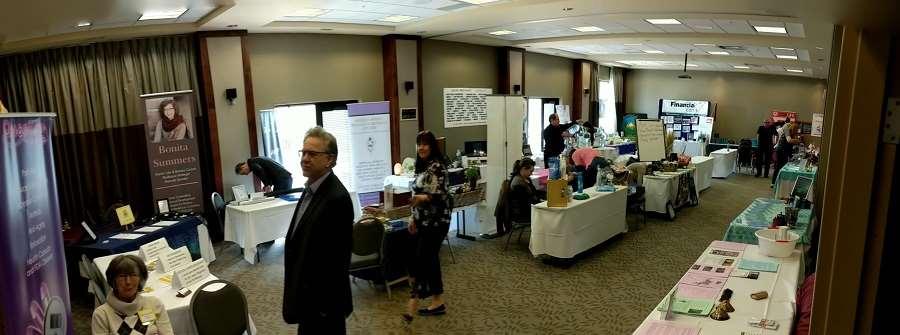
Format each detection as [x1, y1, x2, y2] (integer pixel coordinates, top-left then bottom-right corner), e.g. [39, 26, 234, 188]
[443, 88, 492, 128]
[659, 99, 710, 140]
[660, 99, 710, 116]
[770, 110, 798, 123]
[811, 113, 824, 137]
[636, 119, 666, 161]
[347, 102, 392, 206]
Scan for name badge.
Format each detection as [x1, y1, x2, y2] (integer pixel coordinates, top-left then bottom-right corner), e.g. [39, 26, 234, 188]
[138, 308, 157, 325]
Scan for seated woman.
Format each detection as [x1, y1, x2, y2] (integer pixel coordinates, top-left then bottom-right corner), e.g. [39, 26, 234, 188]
[508, 158, 544, 225]
[92, 255, 173, 335]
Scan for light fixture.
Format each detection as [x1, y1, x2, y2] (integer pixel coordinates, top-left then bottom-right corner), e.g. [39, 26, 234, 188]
[686, 63, 699, 67]
[458, 0, 501, 4]
[623, 43, 643, 46]
[572, 26, 605, 32]
[76, 21, 92, 27]
[693, 25, 714, 30]
[776, 55, 798, 60]
[753, 26, 787, 34]
[693, 43, 715, 47]
[815, 46, 824, 50]
[733, 65, 750, 69]
[379, 15, 418, 23]
[708, 51, 729, 55]
[643, 50, 664, 54]
[139, 8, 188, 21]
[785, 68, 804, 73]
[286, 8, 326, 17]
[646, 18, 682, 25]
[489, 30, 516, 35]
[771, 47, 795, 51]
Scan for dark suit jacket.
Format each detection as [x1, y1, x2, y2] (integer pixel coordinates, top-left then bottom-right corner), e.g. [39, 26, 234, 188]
[282, 173, 354, 323]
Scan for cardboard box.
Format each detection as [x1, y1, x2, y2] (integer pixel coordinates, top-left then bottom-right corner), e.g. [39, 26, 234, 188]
[546, 179, 569, 208]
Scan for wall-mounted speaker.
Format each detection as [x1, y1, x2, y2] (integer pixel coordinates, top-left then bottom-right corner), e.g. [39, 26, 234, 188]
[404, 81, 415, 94]
[225, 88, 238, 105]
[513, 84, 521, 94]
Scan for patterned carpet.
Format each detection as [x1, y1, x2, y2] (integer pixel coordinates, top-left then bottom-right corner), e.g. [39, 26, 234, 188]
[71, 174, 772, 334]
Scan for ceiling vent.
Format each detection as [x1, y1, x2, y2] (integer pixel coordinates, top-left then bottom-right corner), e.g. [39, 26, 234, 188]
[718, 45, 746, 51]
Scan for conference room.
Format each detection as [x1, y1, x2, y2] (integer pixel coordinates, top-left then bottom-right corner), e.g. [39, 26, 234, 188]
[1, 0, 897, 334]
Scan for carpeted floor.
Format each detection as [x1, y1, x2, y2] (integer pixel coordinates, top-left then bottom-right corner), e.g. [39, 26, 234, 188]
[71, 173, 772, 334]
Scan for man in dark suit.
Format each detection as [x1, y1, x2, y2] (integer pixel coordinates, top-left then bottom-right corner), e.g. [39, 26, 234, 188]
[283, 127, 353, 334]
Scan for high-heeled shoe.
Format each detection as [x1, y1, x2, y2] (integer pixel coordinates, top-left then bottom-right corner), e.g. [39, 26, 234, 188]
[417, 304, 446, 316]
[402, 313, 414, 324]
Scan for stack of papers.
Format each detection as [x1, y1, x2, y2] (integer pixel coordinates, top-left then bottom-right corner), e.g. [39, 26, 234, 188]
[109, 233, 144, 240]
[636, 320, 700, 335]
[655, 296, 714, 316]
[738, 259, 780, 272]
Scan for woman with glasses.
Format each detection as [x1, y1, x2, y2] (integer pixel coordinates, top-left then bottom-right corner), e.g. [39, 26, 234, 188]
[403, 130, 451, 324]
[92, 255, 172, 335]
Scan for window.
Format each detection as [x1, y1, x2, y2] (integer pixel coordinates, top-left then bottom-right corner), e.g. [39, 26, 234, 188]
[259, 100, 357, 189]
[598, 79, 617, 135]
[526, 97, 560, 161]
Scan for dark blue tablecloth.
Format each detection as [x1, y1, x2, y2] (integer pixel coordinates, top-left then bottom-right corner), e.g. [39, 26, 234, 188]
[68, 216, 202, 260]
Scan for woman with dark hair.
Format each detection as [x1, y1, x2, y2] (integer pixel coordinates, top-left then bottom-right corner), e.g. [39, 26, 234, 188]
[508, 157, 544, 228]
[151, 99, 191, 143]
[403, 130, 451, 323]
[92, 255, 172, 335]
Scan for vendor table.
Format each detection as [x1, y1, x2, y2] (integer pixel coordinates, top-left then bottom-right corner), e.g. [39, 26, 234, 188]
[673, 140, 706, 157]
[710, 148, 738, 178]
[530, 185, 627, 259]
[634, 242, 801, 335]
[690, 156, 715, 192]
[773, 162, 818, 199]
[608, 142, 637, 155]
[597, 146, 619, 160]
[643, 168, 699, 220]
[93, 252, 256, 335]
[723, 198, 812, 245]
[224, 198, 297, 264]
[69, 216, 215, 263]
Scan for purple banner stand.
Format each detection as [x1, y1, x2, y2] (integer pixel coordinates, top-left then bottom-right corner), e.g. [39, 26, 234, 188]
[1, 113, 73, 335]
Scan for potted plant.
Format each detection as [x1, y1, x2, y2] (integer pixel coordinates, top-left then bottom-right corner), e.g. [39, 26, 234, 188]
[464, 166, 480, 189]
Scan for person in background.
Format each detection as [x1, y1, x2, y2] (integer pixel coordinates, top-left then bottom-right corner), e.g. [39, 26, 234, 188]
[542, 113, 576, 168]
[92, 255, 173, 335]
[151, 99, 191, 143]
[508, 157, 544, 228]
[282, 127, 354, 334]
[772, 119, 799, 186]
[566, 147, 604, 189]
[235, 157, 293, 192]
[403, 130, 452, 324]
[755, 118, 776, 178]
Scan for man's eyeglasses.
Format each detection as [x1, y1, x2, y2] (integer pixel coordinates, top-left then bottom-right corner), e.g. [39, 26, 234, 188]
[299, 150, 333, 158]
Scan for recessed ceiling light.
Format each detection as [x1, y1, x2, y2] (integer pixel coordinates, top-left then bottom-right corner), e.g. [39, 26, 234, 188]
[76, 21, 92, 27]
[753, 26, 787, 34]
[458, 0, 501, 4]
[785, 68, 804, 73]
[733, 65, 750, 69]
[379, 15, 418, 23]
[489, 30, 516, 36]
[815, 46, 824, 50]
[708, 51, 729, 55]
[286, 8, 327, 17]
[686, 64, 699, 67]
[776, 54, 798, 60]
[693, 25, 714, 30]
[693, 43, 715, 47]
[646, 19, 682, 25]
[572, 26, 605, 32]
[771, 47, 795, 51]
[623, 43, 643, 46]
[139, 8, 187, 21]
[643, 50, 665, 54]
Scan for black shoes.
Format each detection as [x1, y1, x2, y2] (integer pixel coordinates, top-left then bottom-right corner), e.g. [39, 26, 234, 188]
[417, 304, 446, 316]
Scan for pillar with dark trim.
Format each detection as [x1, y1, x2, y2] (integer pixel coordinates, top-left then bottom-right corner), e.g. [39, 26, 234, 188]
[382, 35, 424, 163]
[498, 47, 525, 95]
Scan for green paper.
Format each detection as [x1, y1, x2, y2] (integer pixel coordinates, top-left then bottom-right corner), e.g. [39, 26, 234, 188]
[655, 294, 714, 316]
[738, 259, 779, 272]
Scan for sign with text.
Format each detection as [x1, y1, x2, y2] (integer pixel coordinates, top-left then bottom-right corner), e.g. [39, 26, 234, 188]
[811, 113, 824, 137]
[636, 119, 666, 161]
[443, 88, 492, 128]
[172, 259, 211, 290]
[661, 100, 710, 116]
[1, 114, 73, 334]
[348, 102, 392, 206]
[770, 110, 797, 123]
[141, 91, 203, 213]
[158, 246, 193, 273]
[139, 238, 171, 262]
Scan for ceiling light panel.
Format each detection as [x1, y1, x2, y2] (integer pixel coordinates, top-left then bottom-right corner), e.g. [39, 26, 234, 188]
[139, 8, 187, 21]
[489, 30, 516, 35]
[708, 51, 730, 55]
[785, 68, 804, 73]
[733, 65, 750, 69]
[645, 18, 682, 25]
[457, 0, 501, 4]
[76, 21, 92, 27]
[572, 26, 605, 32]
[643, 50, 664, 54]
[775, 54, 798, 60]
[379, 15, 418, 22]
[753, 25, 787, 34]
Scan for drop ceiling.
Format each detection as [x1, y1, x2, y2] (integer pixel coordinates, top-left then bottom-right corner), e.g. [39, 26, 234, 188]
[3, 0, 896, 79]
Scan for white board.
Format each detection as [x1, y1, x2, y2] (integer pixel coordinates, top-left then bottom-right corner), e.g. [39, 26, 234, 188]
[443, 88, 492, 128]
[636, 119, 666, 161]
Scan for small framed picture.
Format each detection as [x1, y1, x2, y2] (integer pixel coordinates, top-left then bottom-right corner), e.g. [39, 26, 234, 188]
[156, 199, 170, 214]
[682, 125, 692, 132]
[400, 108, 417, 121]
[691, 116, 699, 124]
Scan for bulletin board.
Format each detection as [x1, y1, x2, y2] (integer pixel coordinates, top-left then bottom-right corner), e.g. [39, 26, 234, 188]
[444, 88, 492, 128]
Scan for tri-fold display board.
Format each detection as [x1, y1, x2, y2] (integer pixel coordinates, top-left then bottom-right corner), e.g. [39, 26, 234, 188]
[658, 99, 714, 141]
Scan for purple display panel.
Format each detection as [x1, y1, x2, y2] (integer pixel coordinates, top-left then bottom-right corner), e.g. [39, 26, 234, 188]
[347, 102, 391, 206]
[0, 114, 72, 335]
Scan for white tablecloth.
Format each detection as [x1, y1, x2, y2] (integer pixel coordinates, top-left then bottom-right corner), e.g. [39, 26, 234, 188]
[633, 243, 801, 335]
[224, 199, 297, 264]
[711, 148, 738, 178]
[690, 156, 715, 192]
[643, 168, 699, 217]
[673, 140, 706, 157]
[93, 252, 256, 335]
[530, 186, 627, 258]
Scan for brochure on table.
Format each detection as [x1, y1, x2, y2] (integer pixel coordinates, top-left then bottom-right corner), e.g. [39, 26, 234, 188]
[139, 238, 172, 263]
[158, 246, 192, 273]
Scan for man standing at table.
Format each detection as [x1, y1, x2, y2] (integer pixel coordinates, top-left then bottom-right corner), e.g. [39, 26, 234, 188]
[235, 156, 293, 192]
[755, 118, 776, 178]
[282, 127, 354, 334]
[542, 113, 577, 168]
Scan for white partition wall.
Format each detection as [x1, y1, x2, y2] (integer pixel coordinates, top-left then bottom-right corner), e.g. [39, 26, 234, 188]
[483, 95, 526, 234]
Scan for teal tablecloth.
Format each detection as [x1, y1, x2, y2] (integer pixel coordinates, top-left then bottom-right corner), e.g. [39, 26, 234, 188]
[723, 198, 812, 245]
[773, 162, 817, 197]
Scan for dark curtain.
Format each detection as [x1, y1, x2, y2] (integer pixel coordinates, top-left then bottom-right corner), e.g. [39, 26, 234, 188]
[612, 67, 626, 132]
[0, 35, 199, 230]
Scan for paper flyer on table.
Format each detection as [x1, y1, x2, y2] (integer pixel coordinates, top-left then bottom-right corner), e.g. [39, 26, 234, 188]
[110, 233, 144, 240]
[153, 220, 179, 226]
[676, 283, 721, 300]
[710, 240, 747, 251]
[679, 272, 727, 289]
[655, 296, 714, 316]
[135, 226, 163, 233]
[739, 259, 780, 272]
[636, 320, 700, 335]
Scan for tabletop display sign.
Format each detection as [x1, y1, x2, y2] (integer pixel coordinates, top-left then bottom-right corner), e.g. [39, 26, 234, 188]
[0, 113, 73, 335]
[636, 119, 666, 162]
[443, 88, 492, 128]
[546, 179, 569, 208]
[158, 246, 193, 273]
[171, 259, 211, 290]
[139, 238, 172, 263]
[115, 205, 136, 227]
[141, 90, 204, 213]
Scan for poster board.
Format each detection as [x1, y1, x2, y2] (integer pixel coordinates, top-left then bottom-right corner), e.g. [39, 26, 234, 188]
[443, 88, 492, 128]
[347, 102, 392, 206]
[636, 119, 666, 161]
[811, 113, 824, 137]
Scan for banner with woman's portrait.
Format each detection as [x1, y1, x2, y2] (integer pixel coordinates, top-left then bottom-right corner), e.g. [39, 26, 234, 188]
[141, 91, 203, 213]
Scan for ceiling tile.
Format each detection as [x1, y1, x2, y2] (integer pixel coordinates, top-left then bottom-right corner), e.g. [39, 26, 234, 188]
[615, 19, 664, 33]
[682, 19, 725, 33]
[713, 19, 755, 34]
[785, 22, 806, 38]
[657, 23, 693, 33]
